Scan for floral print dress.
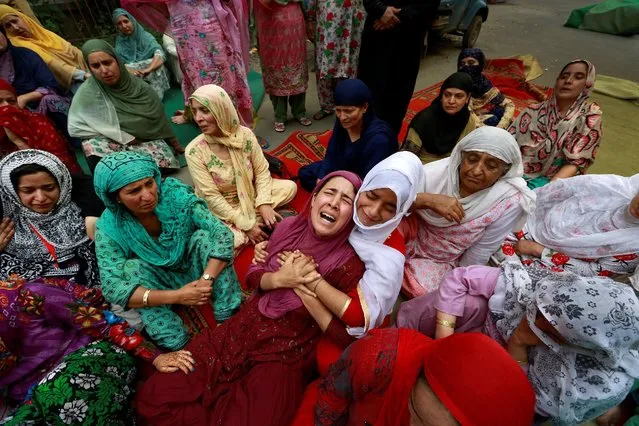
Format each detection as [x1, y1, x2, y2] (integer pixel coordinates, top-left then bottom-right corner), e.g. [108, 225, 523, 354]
[495, 229, 639, 281]
[0, 276, 161, 425]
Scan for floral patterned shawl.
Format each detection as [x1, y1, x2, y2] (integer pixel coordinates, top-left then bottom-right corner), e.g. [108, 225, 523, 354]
[490, 263, 639, 425]
[509, 59, 602, 179]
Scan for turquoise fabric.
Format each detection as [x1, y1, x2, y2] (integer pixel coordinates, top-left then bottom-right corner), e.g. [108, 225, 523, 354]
[94, 152, 199, 267]
[112, 8, 164, 64]
[524, 175, 551, 189]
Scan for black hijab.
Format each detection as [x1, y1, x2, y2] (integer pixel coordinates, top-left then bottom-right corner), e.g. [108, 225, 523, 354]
[407, 72, 473, 155]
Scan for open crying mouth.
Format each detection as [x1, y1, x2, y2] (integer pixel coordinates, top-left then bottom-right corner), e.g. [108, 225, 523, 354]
[320, 212, 336, 223]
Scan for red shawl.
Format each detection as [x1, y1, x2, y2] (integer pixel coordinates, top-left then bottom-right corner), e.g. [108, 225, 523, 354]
[317, 328, 536, 425]
[0, 103, 81, 175]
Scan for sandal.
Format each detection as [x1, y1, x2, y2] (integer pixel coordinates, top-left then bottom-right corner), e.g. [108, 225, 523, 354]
[273, 122, 286, 133]
[297, 116, 312, 126]
[312, 109, 333, 121]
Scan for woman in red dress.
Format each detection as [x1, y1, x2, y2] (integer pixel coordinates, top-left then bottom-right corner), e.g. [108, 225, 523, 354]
[136, 171, 367, 426]
[0, 79, 80, 174]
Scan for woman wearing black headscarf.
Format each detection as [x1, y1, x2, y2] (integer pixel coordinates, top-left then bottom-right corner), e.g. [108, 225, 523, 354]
[401, 72, 479, 163]
[297, 79, 396, 192]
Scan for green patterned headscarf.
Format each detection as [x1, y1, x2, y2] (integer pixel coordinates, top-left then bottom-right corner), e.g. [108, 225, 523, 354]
[69, 39, 174, 143]
[94, 152, 202, 266]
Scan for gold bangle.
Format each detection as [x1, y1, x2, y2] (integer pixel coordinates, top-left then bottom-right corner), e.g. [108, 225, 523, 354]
[143, 289, 151, 307]
[312, 280, 321, 293]
[516, 360, 528, 366]
[436, 318, 456, 329]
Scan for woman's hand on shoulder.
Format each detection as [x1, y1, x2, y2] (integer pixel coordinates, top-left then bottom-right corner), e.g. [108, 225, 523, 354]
[413, 193, 465, 224]
[152, 350, 196, 374]
[0, 218, 14, 251]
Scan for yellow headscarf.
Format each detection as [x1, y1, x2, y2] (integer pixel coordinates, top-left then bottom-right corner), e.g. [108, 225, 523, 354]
[189, 84, 259, 230]
[0, 5, 86, 88]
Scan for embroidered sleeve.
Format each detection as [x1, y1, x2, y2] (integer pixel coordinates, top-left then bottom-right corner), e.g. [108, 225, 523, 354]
[249, 136, 275, 208]
[94, 229, 137, 308]
[185, 142, 247, 229]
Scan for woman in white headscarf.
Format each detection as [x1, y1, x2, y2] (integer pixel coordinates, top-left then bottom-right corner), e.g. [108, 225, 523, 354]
[254, 151, 425, 337]
[401, 126, 536, 298]
[494, 173, 639, 283]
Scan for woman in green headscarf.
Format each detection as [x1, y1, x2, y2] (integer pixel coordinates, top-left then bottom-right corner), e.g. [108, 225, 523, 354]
[68, 39, 184, 172]
[93, 151, 242, 350]
[112, 8, 171, 100]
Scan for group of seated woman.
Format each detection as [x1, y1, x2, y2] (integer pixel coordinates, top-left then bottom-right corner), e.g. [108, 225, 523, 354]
[0, 16, 630, 423]
[403, 51, 603, 192]
[0, 5, 178, 174]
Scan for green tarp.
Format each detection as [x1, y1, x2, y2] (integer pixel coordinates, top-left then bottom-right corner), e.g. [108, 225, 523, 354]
[565, 0, 639, 36]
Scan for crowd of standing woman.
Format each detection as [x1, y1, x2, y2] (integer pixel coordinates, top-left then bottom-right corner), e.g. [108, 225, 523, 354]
[0, 1, 637, 426]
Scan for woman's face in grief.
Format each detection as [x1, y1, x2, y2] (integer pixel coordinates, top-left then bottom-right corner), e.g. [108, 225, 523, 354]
[87, 51, 121, 86]
[459, 57, 480, 68]
[17, 171, 60, 214]
[629, 193, 639, 219]
[441, 88, 470, 115]
[115, 15, 134, 36]
[310, 176, 356, 237]
[1, 15, 31, 38]
[555, 62, 588, 103]
[458, 151, 509, 196]
[117, 177, 159, 216]
[335, 103, 367, 130]
[409, 376, 459, 426]
[0, 89, 17, 107]
[191, 99, 222, 136]
[356, 188, 397, 227]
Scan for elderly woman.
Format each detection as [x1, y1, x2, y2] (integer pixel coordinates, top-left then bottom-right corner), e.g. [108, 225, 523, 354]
[136, 172, 371, 426]
[93, 151, 242, 351]
[495, 173, 639, 280]
[0, 79, 80, 174]
[402, 72, 479, 164]
[0, 5, 87, 90]
[0, 150, 190, 425]
[314, 329, 535, 425]
[457, 48, 515, 129]
[185, 84, 297, 248]
[510, 59, 602, 188]
[0, 29, 74, 140]
[68, 39, 183, 172]
[401, 126, 536, 298]
[112, 8, 171, 100]
[298, 79, 397, 192]
[397, 263, 639, 425]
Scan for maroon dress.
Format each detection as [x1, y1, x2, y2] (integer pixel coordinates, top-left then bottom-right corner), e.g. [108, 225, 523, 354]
[136, 255, 365, 426]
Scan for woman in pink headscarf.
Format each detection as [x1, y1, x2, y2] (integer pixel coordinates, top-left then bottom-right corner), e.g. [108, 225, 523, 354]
[120, 0, 253, 127]
[136, 171, 369, 426]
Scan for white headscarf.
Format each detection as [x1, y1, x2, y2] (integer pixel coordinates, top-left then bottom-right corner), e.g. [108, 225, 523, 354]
[418, 126, 535, 229]
[527, 173, 639, 258]
[492, 264, 639, 425]
[347, 152, 424, 337]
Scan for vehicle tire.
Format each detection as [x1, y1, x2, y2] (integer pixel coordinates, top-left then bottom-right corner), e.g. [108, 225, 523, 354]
[462, 14, 482, 48]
